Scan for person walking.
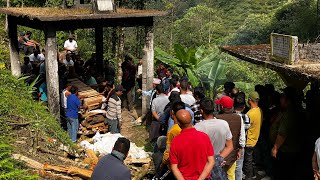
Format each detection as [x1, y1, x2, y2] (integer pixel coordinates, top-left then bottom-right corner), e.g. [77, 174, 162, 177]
[169, 109, 215, 180]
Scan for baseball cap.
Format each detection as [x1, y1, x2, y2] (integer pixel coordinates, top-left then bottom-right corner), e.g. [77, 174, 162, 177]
[249, 91, 260, 101]
[115, 85, 126, 92]
[153, 78, 161, 85]
[215, 96, 234, 109]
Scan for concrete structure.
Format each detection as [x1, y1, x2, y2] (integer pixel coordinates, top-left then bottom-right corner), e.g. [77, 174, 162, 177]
[0, 7, 166, 119]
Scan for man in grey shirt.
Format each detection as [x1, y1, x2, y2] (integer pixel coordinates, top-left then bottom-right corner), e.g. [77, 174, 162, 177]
[149, 84, 170, 143]
[195, 97, 233, 179]
[91, 137, 131, 180]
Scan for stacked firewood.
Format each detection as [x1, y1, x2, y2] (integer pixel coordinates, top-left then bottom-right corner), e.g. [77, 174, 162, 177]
[67, 78, 109, 136]
[79, 115, 108, 136]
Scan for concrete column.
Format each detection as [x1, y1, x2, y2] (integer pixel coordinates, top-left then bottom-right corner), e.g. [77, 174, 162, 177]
[117, 27, 124, 84]
[7, 16, 21, 77]
[142, 25, 154, 115]
[45, 26, 60, 119]
[95, 26, 104, 74]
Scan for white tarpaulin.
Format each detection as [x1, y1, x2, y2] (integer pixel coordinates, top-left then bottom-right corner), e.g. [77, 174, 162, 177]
[80, 132, 149, 160]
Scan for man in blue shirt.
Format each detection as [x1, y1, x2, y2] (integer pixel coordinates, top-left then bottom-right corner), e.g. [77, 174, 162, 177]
[66, 86, 85, 142]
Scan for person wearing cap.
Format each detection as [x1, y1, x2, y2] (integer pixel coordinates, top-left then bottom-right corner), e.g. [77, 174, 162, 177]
[216, 96, 245, 180]
[195, 97, 233, 179]
[105, 85, 126, 133]
[243, 91, 262, 180]
[64, 34, 78, 53]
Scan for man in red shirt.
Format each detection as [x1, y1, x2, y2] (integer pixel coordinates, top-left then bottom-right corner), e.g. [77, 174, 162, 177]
[169, 109, 215, 180]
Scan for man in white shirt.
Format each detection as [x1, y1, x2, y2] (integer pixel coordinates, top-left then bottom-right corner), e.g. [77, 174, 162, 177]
[179, 81, 195, 106]
[63, 53, 74, 67]
[64, 34, 78, 52]
[29, 49, 45, 63]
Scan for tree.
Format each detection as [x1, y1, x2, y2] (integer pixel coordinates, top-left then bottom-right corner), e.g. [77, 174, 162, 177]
[155, 44, 226, 89]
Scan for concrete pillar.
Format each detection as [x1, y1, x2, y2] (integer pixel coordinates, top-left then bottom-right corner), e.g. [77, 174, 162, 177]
[95, 26, 104, 74]
[117, 27, 124, 84]
[7, 16, 21, 77]
[142, 25, 154, 115]
[45, 26, 60, 119]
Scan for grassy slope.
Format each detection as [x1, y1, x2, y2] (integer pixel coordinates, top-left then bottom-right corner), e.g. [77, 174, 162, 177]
[0, 70, 73, 178]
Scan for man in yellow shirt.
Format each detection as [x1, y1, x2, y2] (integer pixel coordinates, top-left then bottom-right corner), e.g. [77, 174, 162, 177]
[162, 101, 184, 165]
[244, 91, 262, 180]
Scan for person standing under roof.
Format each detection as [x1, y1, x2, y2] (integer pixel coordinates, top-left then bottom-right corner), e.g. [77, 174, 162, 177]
[105, 85, 126, 133]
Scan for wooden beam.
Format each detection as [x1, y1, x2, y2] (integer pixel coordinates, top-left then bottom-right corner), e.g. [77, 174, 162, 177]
[95, 26, 104, 74]
[45, 25, 60, 119]
[142, 25, 154, 115]
[7, 15, 20, 77]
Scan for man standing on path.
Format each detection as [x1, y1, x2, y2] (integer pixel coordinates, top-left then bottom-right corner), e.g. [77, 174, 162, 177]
[216, 96, 245, 180]
[91, 137, 131, 180]
[105, 85, 126, 133]
[243, 91, 262, 180]
[169, 109, 215, 180]
[195, 97, 233, 179]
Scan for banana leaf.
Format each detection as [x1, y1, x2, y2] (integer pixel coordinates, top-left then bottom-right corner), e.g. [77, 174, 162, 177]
[187, 69, 200, 87]
[155, 47, 180, 65]
[208, 59, 226, 88]
[195, 45, 206, 60]
[197, 51, 218, 68]
[174, 44, 188, 64]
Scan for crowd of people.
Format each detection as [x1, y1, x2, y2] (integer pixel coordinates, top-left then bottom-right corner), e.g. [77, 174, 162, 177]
[143, 64, 320, 180]
[18, 31, 320, 180]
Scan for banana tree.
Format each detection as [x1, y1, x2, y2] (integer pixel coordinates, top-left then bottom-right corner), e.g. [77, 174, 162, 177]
[155, 44, 219, 87]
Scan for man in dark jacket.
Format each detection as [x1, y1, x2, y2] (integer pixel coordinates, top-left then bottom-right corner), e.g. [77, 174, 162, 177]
[91, 137, 131, 180]
[216, 96, 245, 180]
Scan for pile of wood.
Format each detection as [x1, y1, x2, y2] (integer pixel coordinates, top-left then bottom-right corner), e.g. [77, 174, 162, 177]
[67, 79, 109, 136]
[80, 115, 108, 136]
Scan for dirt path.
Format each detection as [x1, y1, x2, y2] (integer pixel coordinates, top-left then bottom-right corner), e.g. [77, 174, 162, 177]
[120, 108, 149, 148]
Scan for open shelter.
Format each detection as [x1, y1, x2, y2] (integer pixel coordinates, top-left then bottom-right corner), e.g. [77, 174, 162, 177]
[0, 7, 166, 119]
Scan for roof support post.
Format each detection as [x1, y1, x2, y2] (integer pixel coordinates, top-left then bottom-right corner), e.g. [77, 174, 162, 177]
[45, 25, 60, 119]
[117, 27, 124, 84]
[277, 72, 308, 90]
[7, 15, 21, 77]
[95, 26, 104, 74]
[142, 25, 154, 115]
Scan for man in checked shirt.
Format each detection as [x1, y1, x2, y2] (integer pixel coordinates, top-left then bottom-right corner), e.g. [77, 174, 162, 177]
[191, 86, 206, 124]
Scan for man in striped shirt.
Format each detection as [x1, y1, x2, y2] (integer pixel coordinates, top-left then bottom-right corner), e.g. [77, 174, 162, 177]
[234, 92, 250, 180]
[105, 85, 126, 133]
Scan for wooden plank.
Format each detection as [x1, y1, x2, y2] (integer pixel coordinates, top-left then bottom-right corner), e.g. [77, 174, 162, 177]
[12, 154, 44, 170]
